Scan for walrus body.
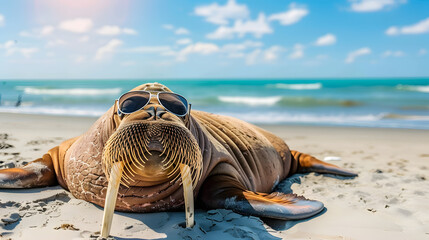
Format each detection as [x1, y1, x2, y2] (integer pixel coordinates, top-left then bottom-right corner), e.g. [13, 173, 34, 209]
[0, 83, 356, 221]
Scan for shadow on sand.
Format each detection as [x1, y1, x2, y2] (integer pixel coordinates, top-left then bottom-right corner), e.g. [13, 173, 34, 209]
[262, 172, 357, 231]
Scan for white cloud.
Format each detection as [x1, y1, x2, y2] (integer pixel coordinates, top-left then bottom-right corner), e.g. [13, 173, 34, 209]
[245, 49, 262, 65]
[175, 27, 190, 35]
[207, 13, 272, 39]
[7, 48, 39, 58]
[315, 33, 337, 46]
[96, 25, 137, 35]
[59, 18, 93, 33]
[386, 17, 429, 36]
[385, 26, 399, 35]
[176, 38, 192, 45]
[222, 40, 263, 52]
[162, 24, 174, 30]
[16, 48, 39, 58]
[240, 45, 285, 65]
[163, 25, 191, 35]
[181, 42, 219, 55]
[123, 28, 137, 35]
[46, 39, 67, 48]
[206, 26, 235, 39]
[0, 40, 15, 49]
[176, 42, 220, 61]
[127, 46, 171, 53]
[40, 25, 54, 36]
[268, 3, 309, 25]
[401, 18, 429, 34]
[96, 25, 121, 35]
[264, 46, 284, 61]
[391, 17, 429, 36]
[20, 25, 55, 38]
[194, 0, 249, 25]
[382, 50, 404, 57]
[349, 0, 406, 12]
[289, 44, 304, 59]
[221, 40, 262, 58]
[94, 39, 123, 60]
[419, 48, 427, 55]
[345, 47, 371, 63]
[0, 14, 4, 26]
[1, 40, 38, 58]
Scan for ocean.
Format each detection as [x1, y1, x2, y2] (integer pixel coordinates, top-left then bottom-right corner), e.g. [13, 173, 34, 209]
[0, 78, 428, 129]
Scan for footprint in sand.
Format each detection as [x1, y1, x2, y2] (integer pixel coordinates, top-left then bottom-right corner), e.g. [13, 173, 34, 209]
[0, 142, 14, 150]
[0, 133, 8, 140]
[26, 139, 57, 146]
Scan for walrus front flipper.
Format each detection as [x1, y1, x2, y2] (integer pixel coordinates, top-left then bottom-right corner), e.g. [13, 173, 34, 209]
[200, 175, 324, 220]
[0, 153, 57, 188]
[291, 150, 358, 177]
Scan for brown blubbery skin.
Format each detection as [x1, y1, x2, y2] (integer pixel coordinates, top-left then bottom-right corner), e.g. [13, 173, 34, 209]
[51, 83, 292, 212]
[61, 113, 290, 212]
[1, 83, 356, 218]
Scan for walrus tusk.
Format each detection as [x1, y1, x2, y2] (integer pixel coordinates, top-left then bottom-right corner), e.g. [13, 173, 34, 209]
[180, 163, 194, 228]
[100, 161, 124, 238]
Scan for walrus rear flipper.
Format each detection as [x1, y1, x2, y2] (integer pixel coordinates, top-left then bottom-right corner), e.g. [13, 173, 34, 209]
[291, 150, 358, 177]
[0, 152, 57, 188]
[200, 175, 324, 220]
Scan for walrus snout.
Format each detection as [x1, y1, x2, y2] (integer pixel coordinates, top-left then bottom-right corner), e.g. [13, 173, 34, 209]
[102, 121, 203, 188]
[147, 138, 164, 153]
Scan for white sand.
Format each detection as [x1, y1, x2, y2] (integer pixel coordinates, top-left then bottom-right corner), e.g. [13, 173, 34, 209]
[1, 113, 428, 240]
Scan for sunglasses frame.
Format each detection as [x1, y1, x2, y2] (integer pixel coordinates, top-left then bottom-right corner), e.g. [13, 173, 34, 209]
[116, 90, 190, 117]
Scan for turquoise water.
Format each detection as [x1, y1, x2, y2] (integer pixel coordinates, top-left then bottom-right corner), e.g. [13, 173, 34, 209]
[0, 79, 428, 129]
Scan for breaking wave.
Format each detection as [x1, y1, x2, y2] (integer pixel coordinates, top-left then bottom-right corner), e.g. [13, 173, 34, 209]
[218, 96, 282, 106]
[17, 87, 122, 96]
[267, 83, 322, 90]
[396, 85, 429, 93]
[0, 106, 105, 117]
[217, 96, 360, 107]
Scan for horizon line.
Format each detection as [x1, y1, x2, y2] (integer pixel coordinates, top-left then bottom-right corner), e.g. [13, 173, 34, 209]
[1, 76, 429, 81]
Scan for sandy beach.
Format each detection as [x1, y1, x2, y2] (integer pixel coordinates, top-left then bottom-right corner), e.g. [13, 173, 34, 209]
[0, 112, 428, 240]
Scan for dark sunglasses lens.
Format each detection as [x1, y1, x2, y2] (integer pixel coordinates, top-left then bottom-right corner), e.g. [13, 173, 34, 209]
[119, 92, 150, 114]
[158, 93, 188, 116]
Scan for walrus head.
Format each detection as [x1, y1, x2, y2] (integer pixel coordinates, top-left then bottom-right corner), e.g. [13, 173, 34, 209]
[102, 83, 202, 189]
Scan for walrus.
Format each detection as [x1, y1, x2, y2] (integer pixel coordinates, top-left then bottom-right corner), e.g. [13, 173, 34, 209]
[0, 83, 356, 237]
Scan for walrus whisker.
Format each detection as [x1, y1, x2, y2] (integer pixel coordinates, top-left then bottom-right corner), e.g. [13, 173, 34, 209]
[134, 139, 148, 163]
[103, 122, 203, 194]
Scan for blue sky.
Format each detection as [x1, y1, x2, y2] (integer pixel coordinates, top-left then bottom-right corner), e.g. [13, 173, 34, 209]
[0, 0, 428, 79]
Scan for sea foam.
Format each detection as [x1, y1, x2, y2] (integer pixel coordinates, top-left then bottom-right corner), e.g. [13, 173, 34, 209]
[0, 106, 105, 117]
[216, 111, 386, 123]
[218, 96, 282, 106]
[396, 85, 429, 93]
[268, 83, 322, 90]
[19, 87, 122, 96]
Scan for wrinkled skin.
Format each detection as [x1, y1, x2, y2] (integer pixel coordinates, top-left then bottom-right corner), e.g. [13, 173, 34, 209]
[0, 82, 357, 220]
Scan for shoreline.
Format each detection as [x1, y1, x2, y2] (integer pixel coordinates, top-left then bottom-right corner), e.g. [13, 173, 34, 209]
[2, 112, 429, 131]
[1, 112, 428, 239]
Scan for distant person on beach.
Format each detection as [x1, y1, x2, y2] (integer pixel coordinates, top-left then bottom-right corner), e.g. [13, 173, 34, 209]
[16, 95, 22, 107]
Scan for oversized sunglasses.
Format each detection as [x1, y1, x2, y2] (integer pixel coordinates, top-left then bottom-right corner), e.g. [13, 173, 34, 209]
[117, 90, 189, 117]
